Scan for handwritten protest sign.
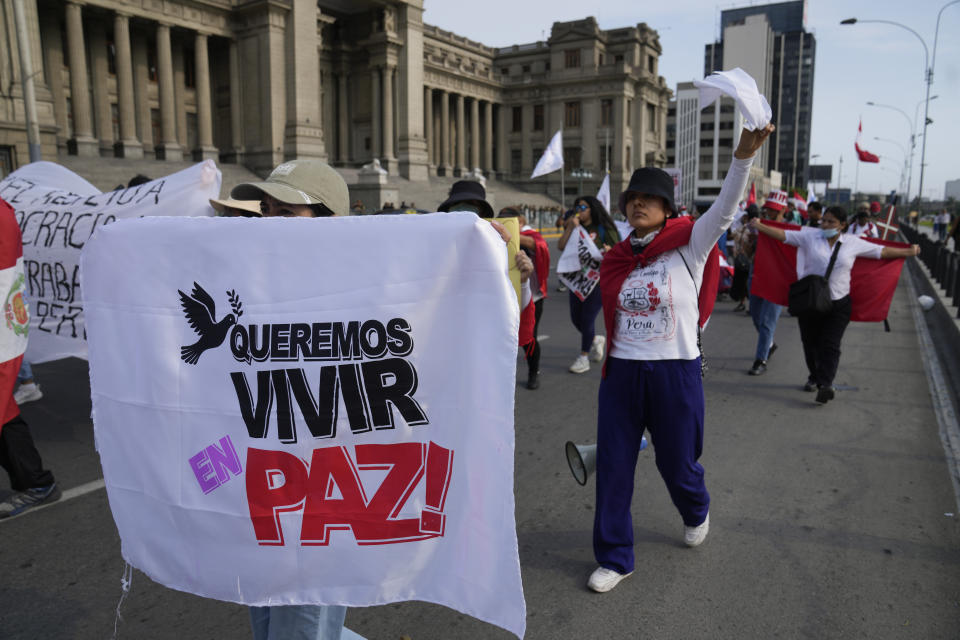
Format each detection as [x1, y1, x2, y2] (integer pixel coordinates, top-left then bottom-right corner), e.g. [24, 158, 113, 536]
[81, 213, 526, 638]
[556, 226, 603, 301]
[0, 160, 220, 363]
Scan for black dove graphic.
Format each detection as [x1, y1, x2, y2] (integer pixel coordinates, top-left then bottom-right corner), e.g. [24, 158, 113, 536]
[178, 282, 238, 364]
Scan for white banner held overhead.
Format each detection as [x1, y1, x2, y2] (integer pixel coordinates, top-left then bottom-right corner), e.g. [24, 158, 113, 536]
[556, 226, 603, 301]
[0, 160, 220, 363]
[81, 213, 526, 638]
[530, 129, 563, 179]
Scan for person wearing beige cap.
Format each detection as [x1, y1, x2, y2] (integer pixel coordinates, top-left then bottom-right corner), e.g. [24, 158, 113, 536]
[231, 158, 355, 640]
[231, 158, 350, 218]
[209, 198, 262, 218]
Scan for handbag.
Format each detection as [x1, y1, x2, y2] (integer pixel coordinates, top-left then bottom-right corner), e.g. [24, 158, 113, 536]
[788, 240, 841, 316]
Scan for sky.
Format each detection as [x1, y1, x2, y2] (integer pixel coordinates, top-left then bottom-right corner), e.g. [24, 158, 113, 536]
[422, 0, 960, 201]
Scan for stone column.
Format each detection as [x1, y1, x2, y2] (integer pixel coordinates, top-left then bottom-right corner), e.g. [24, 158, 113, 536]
[64, 2, 97, 155]
[455, 93, 465, 175]
[423, 87, 433, 171]
[113, 13, 142, 158]
[155, 23, 182, 160]
[469, 97, 480, 171]
[283, 0, 326, 160]
[172, 41, 187, 149]
[194, 32, 217, 159]
[227, 39, 243, 163]
[439, 90, 450, 175]
[337, 72, 349, 163]
[394, 1, 429, 180]
[483, 100, 493, 175]
[88, 21, 112, 154]
[370, 67, 381, 161]
[382, 64, 396, 171]
[131, 33, 152, 153]
[41, 17, 68, 149]
[496, 103, 507, 178]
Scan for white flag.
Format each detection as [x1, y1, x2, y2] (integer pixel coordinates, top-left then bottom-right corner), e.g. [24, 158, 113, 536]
[81, 213, 526, 638]
[806, 183, 818, 204]
[693, 68, 772, 131]
[596, 174, 611, 214]
[530, 129, 563, 179]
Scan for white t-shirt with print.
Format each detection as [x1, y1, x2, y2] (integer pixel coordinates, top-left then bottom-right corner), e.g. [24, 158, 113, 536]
[609, 156, 753, 361]
[784, 226, 883, 300]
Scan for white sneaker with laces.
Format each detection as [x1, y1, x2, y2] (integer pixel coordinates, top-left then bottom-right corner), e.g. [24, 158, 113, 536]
[569, 354, 590, 374]
[587, 566, 633, 593]
[14, 382, 42, 405]
[684, 512, 710, 547]
[589, 335, 606, 362]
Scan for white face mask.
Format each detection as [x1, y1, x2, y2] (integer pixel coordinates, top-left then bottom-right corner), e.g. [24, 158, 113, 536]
[820, 228, 839, 239]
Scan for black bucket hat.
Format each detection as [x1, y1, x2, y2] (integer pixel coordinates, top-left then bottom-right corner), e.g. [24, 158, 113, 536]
[619, 168, 678, 217]
[437, 180, 495, 218]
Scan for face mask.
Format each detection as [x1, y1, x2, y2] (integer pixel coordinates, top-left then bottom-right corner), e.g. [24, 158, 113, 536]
[820, 228, 839, 239]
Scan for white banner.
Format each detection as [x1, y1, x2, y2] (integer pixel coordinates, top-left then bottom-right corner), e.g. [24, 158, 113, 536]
[81, 213, 526, 638]
[0, 160, 220, 363]
[556, 226, 603, 301]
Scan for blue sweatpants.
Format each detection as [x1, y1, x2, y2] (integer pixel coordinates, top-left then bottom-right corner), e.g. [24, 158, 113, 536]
[593, 357, 709, 575]
[568, 287, 603, 353]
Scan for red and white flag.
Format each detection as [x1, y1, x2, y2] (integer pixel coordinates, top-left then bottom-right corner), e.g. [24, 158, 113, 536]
[0, 199, 29, 431]
[855, 119, 880, 163]
[750, 221, 909, 322]
[746, 182, 757, 206]
[877, 205, 900, 241]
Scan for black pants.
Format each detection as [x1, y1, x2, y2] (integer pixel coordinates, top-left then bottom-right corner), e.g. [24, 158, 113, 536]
[523, 299, 544, 376]
[797, 296, 852, 388]
[0, 416, 54, 491]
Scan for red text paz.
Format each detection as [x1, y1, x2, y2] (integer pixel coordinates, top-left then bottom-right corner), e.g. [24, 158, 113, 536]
[246, 441, 453, 546]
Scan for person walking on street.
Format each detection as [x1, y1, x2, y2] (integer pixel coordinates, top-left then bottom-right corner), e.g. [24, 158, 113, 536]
[747, 190, 788, 376]
[586, 124, 773, 593]
[751, 205, 919, 403]
[557, 196, 621, 374]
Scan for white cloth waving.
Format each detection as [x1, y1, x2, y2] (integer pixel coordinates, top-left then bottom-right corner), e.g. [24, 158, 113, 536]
[693, 68, 772, 131]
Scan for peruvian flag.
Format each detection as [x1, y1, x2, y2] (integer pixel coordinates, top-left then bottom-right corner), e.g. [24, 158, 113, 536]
[791, 190, 808, 218]
[746, 182, 757, 206]
[750, 220, 909, 322]
[0, 198, 29, 432]
[855, 119, 880, 163]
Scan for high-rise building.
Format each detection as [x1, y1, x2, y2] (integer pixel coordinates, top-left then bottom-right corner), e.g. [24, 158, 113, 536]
[704, 0, 815, 189]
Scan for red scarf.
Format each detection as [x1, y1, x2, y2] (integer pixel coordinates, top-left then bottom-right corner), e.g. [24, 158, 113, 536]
[520, 229, 550, 298]
[599, 217, 720, 375]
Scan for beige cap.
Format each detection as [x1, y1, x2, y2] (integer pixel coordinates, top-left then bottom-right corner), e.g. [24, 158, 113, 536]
[209, 198, 262, 217]
[231, 159, 350, 217]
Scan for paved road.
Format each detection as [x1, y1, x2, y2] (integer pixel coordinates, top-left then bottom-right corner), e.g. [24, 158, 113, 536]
[2, 239, 959, 639]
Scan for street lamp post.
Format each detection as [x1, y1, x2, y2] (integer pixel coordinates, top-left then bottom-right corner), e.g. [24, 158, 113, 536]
[873, 137, 908, 194]
[570, 168, 593, 196]
[866, 96, 938, 203]
[843, 2, 959, 211]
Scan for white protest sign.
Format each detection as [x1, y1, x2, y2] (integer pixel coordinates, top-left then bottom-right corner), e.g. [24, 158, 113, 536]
[80, 213, 526, 638]
[557, 226, 603, 301]
[0, 160, 220, 363]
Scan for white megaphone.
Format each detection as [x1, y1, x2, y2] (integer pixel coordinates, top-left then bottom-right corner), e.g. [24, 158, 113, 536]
[565, 436, 648, 486]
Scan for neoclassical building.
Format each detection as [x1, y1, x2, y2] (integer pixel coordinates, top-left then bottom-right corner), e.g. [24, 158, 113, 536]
[1, 0, 670, 203]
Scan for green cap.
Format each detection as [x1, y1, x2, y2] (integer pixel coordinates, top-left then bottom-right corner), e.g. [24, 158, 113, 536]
[231, 159, 350, 216]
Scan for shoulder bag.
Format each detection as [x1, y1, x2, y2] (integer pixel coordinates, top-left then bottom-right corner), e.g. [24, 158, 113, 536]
[788, 240, 841, 316]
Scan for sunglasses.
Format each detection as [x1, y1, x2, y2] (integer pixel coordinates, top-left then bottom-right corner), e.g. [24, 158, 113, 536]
[575, 204, 589, 212]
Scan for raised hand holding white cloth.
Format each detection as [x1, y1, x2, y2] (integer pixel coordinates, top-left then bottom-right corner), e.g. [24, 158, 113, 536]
[693, 68, 772, 131]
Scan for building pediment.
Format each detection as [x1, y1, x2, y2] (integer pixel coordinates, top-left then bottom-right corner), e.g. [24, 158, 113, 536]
[548, 18, 604, 44]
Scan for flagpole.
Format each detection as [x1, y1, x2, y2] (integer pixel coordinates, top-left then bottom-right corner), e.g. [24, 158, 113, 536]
[560, 124, 565, 211]
[854, 158, 860, 202]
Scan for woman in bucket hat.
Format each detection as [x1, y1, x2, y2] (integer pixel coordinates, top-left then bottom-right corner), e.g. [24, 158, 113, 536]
[586, 124, 774, 594]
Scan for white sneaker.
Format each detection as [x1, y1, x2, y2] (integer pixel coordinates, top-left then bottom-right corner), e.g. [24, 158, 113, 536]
[589, 335, 606, 362]
[587, 566, 633, 593]
[14, 382, 42, 405]
[569, 354, 590, 374]
[684, 512, 710, 547]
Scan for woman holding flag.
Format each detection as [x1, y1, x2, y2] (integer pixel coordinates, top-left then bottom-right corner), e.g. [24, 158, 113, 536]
[558, 196, 621, 374]
[750, 206, 919, 403]
[586, 124, 774, 594]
